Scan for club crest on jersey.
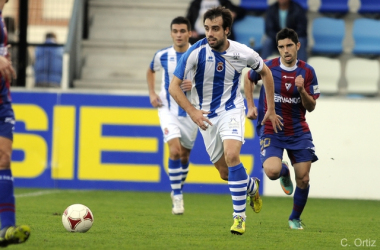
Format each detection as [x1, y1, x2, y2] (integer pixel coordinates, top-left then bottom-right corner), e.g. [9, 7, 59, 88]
[233, 53, 240, 60]
[285, 83, 292, 91]
[164, 128, 169, 135]
[216, 62, 224, 72]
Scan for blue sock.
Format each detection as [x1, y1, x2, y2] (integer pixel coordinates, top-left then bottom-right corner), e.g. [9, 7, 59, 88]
[228, 163, 248, 217]
[280, 162, 289, 177]
[289, 185, 310, 220]
[168, 159, 182, 196]
[180, 162, 189, 189]
[0, 169, 16, 229]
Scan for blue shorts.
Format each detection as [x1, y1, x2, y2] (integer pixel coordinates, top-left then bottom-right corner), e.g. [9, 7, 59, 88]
[260, 136, 318, 165]
[0, 117, 15, 140]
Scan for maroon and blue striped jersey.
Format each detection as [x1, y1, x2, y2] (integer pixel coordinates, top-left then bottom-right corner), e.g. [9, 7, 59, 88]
[0, 11, 13, 119]
[248, 57, 320, 139]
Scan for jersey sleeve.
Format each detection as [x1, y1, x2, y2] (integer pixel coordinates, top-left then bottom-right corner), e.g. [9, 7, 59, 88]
[246, 48, 264, 73]
[247, 68, 261, 84]
[174, 49, 196, 80]
[149, 51, 162, 72]
[305, 66, 320, 100]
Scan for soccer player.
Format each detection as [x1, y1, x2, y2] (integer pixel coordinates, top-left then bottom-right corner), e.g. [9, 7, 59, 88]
[244, 28, 320, 230]
[0, 0, 31, 247]
[147, 16, 198, 215]
[169, 6, 282, 235]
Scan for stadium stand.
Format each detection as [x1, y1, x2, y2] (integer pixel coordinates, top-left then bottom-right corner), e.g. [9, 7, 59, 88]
[358, 0, 380, 18]
[308, 57, 341, 95]
[239, 0, 268, 14]
[69, 0, 380, 96]
[293, 0, 308, 10]
[75, 0, 190, 91]
[352, 18, 380, 57]
[311, 17, 346, 56]
[233, 16, 264, 52]
[346, 58, 380, 96]
[318, 0, 349, 16]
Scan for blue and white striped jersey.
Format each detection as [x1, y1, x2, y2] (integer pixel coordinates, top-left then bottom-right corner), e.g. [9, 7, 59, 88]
[150, 45, 191, 117]
[174, 38, 264, 118]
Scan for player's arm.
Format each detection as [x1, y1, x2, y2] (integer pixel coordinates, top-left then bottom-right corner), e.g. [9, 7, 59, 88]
[169, 75, 211, 131]
[0, 56, 16, 82]
[244, 70, 258, 120]
[258, 64, 283, 132]
[146, 68, 162, 108]
[295, 75, 316, 112]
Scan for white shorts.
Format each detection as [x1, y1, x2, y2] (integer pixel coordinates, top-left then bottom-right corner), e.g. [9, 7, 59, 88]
[200, 108, 246, 163]
[158, 107, 198, 149]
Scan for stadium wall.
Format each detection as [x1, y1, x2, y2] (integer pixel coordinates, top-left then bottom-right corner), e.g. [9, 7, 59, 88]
[11, 90, 380, 200]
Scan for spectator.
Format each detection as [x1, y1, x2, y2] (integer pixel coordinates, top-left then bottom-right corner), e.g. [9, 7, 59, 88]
[186, 0, 246, 44]
[261, 0, 308, 61]
[34, 32, 63, 88]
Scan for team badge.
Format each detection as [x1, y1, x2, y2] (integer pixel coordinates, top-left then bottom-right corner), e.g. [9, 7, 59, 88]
[216, 62, 224, 72]
[285, 83, 292, 91]
[164, 128, 169, 135]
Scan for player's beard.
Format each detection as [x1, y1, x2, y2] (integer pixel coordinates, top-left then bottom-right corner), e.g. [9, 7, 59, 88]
[208, 36, 226, 51]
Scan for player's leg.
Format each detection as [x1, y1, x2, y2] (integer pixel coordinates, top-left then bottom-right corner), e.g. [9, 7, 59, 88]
[177, 116, 197, 189]
[222, 139, 249, 235]
[0, 135, 30, 247]
[261, 138, 293, 195]
[158, 109, 185, 215]
[286, 146, 317, 229]
[288, 161, 311, 230]
[179, 145, 191, 189]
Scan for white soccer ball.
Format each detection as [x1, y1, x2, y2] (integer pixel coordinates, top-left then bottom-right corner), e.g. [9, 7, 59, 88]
[62, 204, 94, 232]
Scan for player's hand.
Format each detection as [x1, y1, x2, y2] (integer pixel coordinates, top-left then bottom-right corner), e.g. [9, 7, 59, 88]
[295, 75, 305, 92]
[190, 109, 212, 131]
[0, 56, 16, 82]
[149, 92, 163, 108]
[180, 79, 192, 92]
[6, 45, 12, 61]
[246, 106, 258, 120]
[261, 108, 283, 133]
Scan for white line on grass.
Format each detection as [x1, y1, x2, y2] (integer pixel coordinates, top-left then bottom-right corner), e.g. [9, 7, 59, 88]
[15, 189, 91, 198]
[15, 190, 62, 198]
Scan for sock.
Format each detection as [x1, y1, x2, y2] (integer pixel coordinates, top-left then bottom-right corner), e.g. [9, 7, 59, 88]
[246, 177, 257, 196]
[168, 159, 182, 196]
[289, 185, 310, 220]
[180, 161, 189, 189]
[0, 169, 16, 229]
[279, 162, 290, 178]
[228, 163, 248, 219]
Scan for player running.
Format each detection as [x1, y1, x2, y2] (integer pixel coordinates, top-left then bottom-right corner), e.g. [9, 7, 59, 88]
[170, 6, 282, 234]
[245, 28, 320, 230]
[147, 16, 198, 215]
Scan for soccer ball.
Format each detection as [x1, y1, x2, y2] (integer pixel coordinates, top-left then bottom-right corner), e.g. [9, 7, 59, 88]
[62, 204, 94, 232]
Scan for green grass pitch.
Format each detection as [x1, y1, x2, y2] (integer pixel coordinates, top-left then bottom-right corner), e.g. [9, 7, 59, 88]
[13, 188, 380, 249]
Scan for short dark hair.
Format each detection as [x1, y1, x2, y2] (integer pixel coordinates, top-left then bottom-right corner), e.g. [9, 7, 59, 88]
[170, 16, 191, 31]
[46, 32, 57, 40]
[203, 6, 233, 36]
[276, 28, 299, 45]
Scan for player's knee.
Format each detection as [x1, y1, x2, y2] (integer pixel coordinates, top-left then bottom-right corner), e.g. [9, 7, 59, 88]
[169, 147, 181, 160]
[296, 175, 309, 188]
[264, 167, 281, 180]
[223, 151, 240, 166]
[0, 149, 11, 170]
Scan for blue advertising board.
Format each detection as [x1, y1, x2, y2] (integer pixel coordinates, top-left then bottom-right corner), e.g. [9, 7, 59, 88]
[11, 91, 262, 194]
